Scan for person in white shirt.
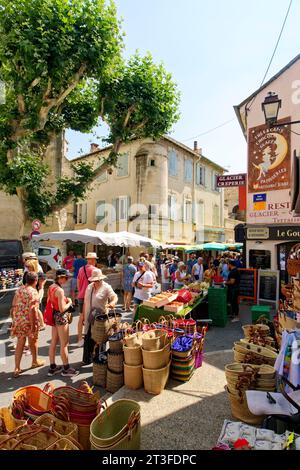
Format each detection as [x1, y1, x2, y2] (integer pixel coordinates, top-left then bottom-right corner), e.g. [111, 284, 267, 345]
[161, 260, 172, 292]
[174, 262, 190, 289]
[132, 261, 154, 313]
[192, 257, 204, 282]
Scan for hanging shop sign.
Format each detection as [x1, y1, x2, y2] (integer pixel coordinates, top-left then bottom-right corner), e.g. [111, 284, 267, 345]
[216, 174, 246, 188]
[258, 269, 280, 308]
[238, 268, 258, 303]
[246, 120, 300, 224]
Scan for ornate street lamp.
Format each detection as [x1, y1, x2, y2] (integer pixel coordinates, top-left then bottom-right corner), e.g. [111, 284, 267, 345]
[261, 92, 300, 127]
[261, 92, 282, 126]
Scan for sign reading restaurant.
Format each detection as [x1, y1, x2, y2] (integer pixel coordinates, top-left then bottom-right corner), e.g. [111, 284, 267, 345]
[217, 174, 246, 188]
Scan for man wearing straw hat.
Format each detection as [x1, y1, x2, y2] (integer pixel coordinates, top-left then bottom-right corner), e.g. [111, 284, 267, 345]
[76, 252, 98, 347]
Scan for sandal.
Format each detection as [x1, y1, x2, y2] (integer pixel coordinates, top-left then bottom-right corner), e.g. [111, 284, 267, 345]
[13, 369, 23, 378]
[31, 360, 45, 369]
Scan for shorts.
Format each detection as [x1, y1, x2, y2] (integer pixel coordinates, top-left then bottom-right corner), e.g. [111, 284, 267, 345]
[71, 277, 77, 291]
[133, 298, 143, 305]
[78, 298, 84, 313]
[53, 310, 71, 326]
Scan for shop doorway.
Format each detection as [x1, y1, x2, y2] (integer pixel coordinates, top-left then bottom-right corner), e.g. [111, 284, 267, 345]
[276, 242, 295, 285]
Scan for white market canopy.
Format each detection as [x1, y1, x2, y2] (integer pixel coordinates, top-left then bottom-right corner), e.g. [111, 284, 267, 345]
[33, 229, 162, 248]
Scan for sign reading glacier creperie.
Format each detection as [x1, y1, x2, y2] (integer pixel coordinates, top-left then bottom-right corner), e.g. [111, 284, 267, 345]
[217, 174, 246, 188]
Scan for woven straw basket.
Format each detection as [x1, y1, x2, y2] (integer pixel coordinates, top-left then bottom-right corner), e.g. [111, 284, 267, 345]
[225, 387, 264, 425]
[142, 344, 171, 370]
[106, 369, 124, 394]
[124, 363, 143, 390]
[123, 345, 143, 366]
[142, 360, 171, 395]
[93, 362, 107, 388]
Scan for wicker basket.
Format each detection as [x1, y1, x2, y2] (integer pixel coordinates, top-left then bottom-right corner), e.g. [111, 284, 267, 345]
[34, 413, 78, 441]
[142, 344, 171, 370]
[46, 437, 82, 450]
[124, 364, 143, 390]
[242, 324, 270, 338]
[0, 407, 26, 433]
[90, 400, 140, 451]
[142, 360, 171, 395]
[106, 369, 124, 394]
[107, 351, 124, 374]
[93, 362, 107, 388]
[234, 342, 277, 366]
[109, 336, 124, 353]
[287, 259, 300, 276]
[0, 425, 59, 450]
[91, 313, 114, 344]
[142, 330, 167, 351]
[0, 434, 37, 450]
[226, 387, 264, 425]
[123, 345, 143, 366]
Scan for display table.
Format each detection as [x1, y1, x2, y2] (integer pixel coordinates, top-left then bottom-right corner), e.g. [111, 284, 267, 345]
[134, 294, 208, 323]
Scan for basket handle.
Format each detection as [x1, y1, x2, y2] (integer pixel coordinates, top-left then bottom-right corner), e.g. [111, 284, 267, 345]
[134, 320, 143, 332]
[43, 383, 54, 395]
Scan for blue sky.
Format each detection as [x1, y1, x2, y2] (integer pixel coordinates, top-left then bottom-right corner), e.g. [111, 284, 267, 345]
[66, 0, 300, 173]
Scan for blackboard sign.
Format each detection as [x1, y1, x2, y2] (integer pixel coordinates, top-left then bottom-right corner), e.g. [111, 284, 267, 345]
[238, 269, 257, 303]
[258, 270, 279, 306]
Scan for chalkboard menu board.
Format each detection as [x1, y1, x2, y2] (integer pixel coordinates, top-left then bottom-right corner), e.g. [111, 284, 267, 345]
[238, 269, 257, 302]
[258, 270, 279, 305]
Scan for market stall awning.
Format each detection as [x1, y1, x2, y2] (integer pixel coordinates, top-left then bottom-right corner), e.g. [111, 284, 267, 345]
[202, 243, 227, 251]
[164, 244, 205, 252]
[103, 231, 163, 248]
[225, 242, 244, 250]
[32, 229, 110, 245]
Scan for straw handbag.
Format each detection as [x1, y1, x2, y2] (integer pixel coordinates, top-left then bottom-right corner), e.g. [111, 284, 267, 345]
[91, 311, 117, 344]
[90, 400, 140, 451]
[34, 413, 79, 441]
[242, 324, 270, 338]
[124, 364, 143, 390]
[0, 424, 59, 450]
[233, 341, 277, 366]
[0, 407, 26, 433]
[225, 387, 264, 425]
[142, 330, 167, 351]
[12, 384, 53, 421]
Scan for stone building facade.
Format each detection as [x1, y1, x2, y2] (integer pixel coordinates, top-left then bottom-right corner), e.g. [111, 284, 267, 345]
[71, 136, 240, 244]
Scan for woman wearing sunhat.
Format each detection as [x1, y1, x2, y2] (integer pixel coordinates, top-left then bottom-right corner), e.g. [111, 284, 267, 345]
[82, 269, 118, 364]
[47, 268, 78, 377]
[76, 252, 98, 347]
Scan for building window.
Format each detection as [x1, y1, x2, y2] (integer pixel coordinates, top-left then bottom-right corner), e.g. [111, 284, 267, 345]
[183, 198, 192, 223]
[168, 149, 178, 177]
[168, 195, 177, 221]
[118, 196, 128, 221]
[96, 200, 106, 223]
[76, 203, 87, 225]
[150, 159, 156, 167]
[116, 153, 129, 177]
[149, 204, 159, 218]
[212, 171, 220, 192]
[198, 201, 205, 226]
[196, 164, 205, 186]
[213, 205, 220, 226]
[184, 160, 193, 182]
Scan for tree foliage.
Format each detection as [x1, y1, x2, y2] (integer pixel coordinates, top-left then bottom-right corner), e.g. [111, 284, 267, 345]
[0, 0, 180, 223]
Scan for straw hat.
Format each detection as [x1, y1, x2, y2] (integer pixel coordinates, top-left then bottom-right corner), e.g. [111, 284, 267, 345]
[86, 252, 98, 259]
[88, 269, 107, 282]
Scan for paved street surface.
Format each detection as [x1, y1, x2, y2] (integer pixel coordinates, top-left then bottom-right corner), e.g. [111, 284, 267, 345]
[0, 301, 274, 449]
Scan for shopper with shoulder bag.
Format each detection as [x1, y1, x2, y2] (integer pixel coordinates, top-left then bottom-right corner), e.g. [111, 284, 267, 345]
[82, 269, 118, 365]
[76, 252, 98, 348]
[47, 269, 78, 377]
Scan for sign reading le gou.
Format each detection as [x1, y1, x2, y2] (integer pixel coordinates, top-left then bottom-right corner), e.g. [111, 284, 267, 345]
[216, 174, 246, 188]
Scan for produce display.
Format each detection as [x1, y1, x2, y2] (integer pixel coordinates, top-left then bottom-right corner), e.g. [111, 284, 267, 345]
[0, 269, 23, 290]
[142, 283, 206, 310]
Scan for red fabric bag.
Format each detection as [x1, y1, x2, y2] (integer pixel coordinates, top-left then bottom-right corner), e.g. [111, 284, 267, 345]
[176, 289, 193, 304]
[43, 300, 55, 326]
[43, 286, 57, 327]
